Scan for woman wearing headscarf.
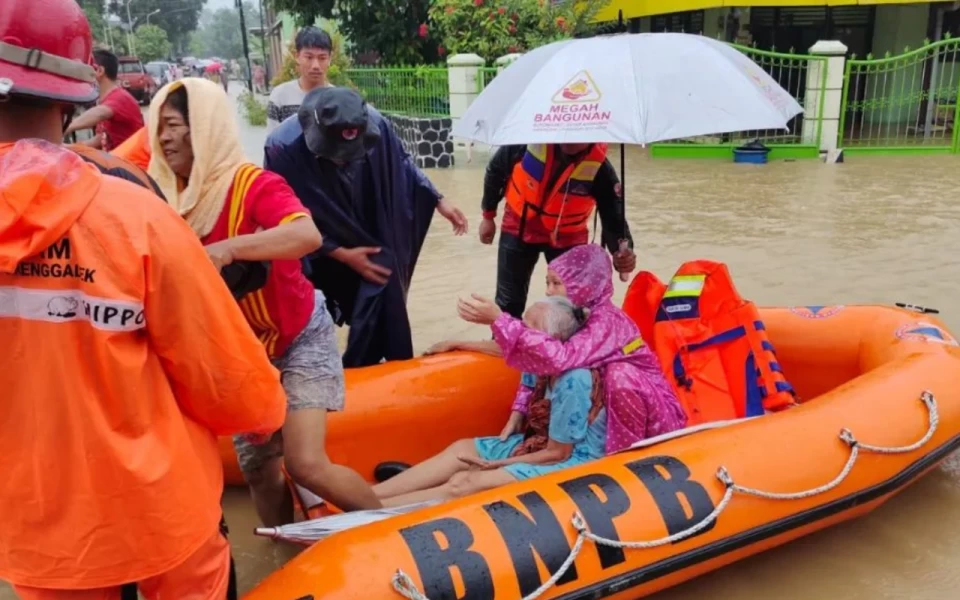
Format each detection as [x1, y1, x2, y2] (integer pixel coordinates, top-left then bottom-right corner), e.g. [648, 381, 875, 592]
[147, 78, 382, 527]
[456, 243, 688, 454]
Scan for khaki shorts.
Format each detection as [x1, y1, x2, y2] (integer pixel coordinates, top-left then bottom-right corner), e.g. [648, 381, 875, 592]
[233, 292, 345, 475]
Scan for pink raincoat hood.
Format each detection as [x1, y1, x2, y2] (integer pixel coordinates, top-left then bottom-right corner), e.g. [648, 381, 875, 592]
[494, 244, 687, 453]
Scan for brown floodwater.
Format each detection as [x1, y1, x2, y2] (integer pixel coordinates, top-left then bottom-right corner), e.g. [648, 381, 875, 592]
[4, 146, 960, 599]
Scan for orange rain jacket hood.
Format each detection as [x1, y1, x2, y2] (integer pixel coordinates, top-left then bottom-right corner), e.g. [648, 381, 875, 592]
[0, 140, 286, 589]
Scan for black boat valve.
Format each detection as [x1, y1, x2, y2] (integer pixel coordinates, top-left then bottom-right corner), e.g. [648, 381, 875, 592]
[895, 302, 940, 315]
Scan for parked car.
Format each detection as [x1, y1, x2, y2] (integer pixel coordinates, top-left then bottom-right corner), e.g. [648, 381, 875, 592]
[117, 56, 156, 104]
[145, 61, 174, 88]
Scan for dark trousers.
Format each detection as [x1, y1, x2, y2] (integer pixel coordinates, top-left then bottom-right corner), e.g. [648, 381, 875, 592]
[495, 231, 573, 318]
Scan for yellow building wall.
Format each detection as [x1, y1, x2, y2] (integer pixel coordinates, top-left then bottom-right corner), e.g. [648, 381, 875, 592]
[597, 1, 937, 22]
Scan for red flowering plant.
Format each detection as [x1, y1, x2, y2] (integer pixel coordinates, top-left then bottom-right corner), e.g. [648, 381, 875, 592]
[427, 0, 607, 63]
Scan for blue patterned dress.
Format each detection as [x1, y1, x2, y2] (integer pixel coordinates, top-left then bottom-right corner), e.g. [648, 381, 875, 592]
[474, 368, 607, 480]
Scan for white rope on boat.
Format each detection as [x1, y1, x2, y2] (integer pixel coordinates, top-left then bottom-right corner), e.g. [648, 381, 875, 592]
[392, 391, 938, 600]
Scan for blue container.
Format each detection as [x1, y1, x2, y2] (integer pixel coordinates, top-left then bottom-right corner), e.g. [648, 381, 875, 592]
[732, 148, 770, 164]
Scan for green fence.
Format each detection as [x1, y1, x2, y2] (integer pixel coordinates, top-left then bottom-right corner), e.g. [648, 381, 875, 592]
[839, 38, 960, 154]
[345, 66, 450, 117]
[651, 43, 826, 160]
[478, 67, 499, 93]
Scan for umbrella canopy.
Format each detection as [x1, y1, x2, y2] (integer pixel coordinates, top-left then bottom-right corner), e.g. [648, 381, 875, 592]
[452, 32, 803, 146]
[255, 501, 440, 545]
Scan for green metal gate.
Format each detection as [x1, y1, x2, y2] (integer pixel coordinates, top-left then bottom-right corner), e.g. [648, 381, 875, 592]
[651, 43, 827, 159]
[839, 37, 960, 154]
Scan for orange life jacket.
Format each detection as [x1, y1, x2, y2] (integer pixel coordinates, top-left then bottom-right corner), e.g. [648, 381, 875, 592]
[623, 260, 797, 425]
[504, 143, 607, 242]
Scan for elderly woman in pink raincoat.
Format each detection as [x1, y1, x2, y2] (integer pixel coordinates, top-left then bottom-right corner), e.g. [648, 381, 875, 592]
[372, 244, 686, 507]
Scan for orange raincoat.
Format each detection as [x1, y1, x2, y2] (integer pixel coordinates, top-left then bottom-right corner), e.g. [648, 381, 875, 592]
[0, 140, 286, 589]
[111, 126, 151, 171]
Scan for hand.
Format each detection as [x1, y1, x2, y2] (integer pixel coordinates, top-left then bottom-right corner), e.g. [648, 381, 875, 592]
[424, 340, 459, 356]
[205, 240, 235, 271]
[458, 455, 504, 470]
[612, 243, 636, 275]
[457, 293, 502, 325]
[437, 197, 468, 236]
[478, 218, 496, 245]
[499, 410, 525, 441]
[341, 246, 392, 285]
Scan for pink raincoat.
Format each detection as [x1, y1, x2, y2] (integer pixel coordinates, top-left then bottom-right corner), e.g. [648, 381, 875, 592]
[493, 244, 687, 454]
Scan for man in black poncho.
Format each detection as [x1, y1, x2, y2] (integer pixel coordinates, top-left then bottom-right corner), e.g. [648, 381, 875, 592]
[265, 87, 467, 367]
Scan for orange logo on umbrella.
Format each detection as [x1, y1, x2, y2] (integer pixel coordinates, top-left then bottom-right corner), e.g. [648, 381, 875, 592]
[552, 70, 602, 104]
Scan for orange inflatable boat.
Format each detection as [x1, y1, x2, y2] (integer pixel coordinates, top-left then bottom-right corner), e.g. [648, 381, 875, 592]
[240, 300, 960, 600]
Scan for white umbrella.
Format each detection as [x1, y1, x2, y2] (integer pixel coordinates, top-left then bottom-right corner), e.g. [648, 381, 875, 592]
[453, 32, 803, 146]
[254, 500, 441, 545]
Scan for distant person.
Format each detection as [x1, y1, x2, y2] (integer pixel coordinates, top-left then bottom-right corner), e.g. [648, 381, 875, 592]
[0, 3, 286, 598]
[64, 48, 144, 151]
[265, 87, 468, 367]
[267, 26, 334, 132]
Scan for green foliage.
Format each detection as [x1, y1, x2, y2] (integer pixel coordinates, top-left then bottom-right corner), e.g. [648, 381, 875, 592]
[108, 0, 204, 52]
[270, 0, 437, 64]
[428, 0, 607, 63]
[191, 4, 262, 60]
[240, 91, 268, 126]
[348, 66, 449, 116]
[134, 24, 172, 62]
[270, 25, 353, 88]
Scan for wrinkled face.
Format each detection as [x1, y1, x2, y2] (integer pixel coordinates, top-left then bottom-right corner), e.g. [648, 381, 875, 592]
[545, 269, 567, 298]
[158, 101, 194, 179]
[297, 47, 331, 86]
[559, 143, 590, 155]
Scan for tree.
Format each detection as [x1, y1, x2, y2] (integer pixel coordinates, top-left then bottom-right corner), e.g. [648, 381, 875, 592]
[271, 0, 438, 64]
[108, 0, 205, 54]
[135, 24, 172, 62]
[77, 0, 109, 46]
[190, 3, 263, 60]
[428, 0, 608, 63]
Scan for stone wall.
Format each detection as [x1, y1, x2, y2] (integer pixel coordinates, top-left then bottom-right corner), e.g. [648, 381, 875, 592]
[384, 114, 456, 169]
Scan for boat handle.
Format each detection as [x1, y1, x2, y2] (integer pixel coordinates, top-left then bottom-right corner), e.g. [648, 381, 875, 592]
[393, 391, 938, 600]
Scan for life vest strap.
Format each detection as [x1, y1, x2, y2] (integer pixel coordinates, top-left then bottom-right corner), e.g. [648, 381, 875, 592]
[672, 325, 747, 389]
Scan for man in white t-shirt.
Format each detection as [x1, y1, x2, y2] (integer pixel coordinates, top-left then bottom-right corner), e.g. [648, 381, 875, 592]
[267, 27, 335, 132]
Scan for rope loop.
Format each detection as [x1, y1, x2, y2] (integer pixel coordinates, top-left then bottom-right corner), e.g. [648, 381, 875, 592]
[391, 391, 938, 600]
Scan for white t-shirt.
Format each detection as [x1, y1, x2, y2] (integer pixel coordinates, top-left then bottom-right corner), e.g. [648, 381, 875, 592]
[266, 79, 333, 132]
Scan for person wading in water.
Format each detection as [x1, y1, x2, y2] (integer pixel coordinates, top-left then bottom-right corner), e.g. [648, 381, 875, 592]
[0, 2, 287, 597]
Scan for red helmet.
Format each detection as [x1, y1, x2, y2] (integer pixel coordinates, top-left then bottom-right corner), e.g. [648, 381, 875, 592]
[0, 0, 98, 104]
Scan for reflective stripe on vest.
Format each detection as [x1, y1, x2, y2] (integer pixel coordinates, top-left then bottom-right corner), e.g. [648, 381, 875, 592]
[504, 143, 607, 238]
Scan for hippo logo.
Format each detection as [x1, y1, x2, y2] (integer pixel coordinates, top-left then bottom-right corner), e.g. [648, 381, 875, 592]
[895, 322, 959, 346]
[552, 70, 601, 103]
[789, 305, 845, 319]
[47, 296, 79, 318]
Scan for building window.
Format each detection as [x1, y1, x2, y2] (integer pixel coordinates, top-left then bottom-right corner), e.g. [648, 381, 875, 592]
[652, 11, 704, 34]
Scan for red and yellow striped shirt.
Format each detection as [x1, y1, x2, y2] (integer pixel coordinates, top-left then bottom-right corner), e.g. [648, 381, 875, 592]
[203, 164, 314, 358]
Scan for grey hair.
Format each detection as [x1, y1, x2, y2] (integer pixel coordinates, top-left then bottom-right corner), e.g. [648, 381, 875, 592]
[534, 296, 591, 341]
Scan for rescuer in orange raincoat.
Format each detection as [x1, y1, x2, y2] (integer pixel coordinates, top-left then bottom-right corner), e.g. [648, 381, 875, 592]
[0, 1, 287, 598]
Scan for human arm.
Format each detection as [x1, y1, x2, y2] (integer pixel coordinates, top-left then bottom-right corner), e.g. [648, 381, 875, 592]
[492, 312, 621, 376]
[424, 339, 502, 357]
[594, 160, 635, 276]
[266, 100, 281, 133]
[64, 104, 114, 135]
[145, 201, 286, 436]
[468, 369, 592, 467]
[204, 173, 322, 270]
[481, 145, 526, 216]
